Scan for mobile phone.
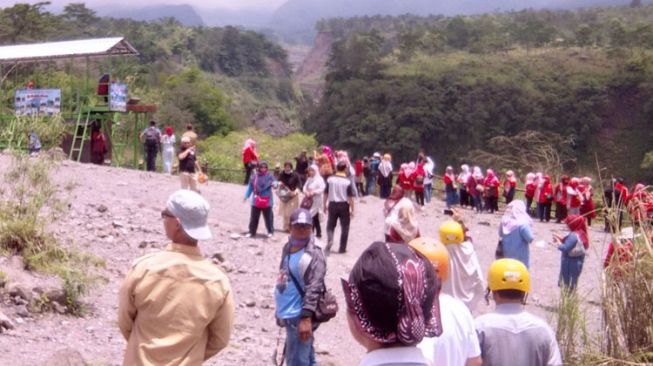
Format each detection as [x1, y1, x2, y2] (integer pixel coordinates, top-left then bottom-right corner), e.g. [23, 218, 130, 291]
[443, 209, 454, 216]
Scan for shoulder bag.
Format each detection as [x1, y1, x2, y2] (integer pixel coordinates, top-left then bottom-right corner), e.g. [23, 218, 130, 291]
[568, 234, 586, 257]
[254, 175, 271, 209]
[286, 253, 338, 323]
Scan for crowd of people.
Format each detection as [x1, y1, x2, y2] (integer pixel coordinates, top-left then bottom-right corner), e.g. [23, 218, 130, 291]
[114, 138, 651, 366]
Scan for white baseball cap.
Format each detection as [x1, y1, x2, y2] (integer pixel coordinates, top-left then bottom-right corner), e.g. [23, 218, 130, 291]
[166, 190, 212, 240]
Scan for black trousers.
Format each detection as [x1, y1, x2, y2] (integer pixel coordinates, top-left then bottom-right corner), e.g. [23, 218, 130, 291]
[526, 197, 534, 216]
[326, 202, 350, 253]
[485, 196, 498, 213]
[505, 187, 515, 204]
[538, 202, 552, 222]
[145, 144, 158, 172]
[313, 214, 322, 238]
[555, 202, 567, 223]
[244, 162, 254, 185]
[415, 190, 424, 206]
[460, 189, 470, 207]
[249, 206, 273, 235]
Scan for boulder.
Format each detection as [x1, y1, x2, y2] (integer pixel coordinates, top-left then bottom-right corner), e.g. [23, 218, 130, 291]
[42, 348, 86, 366]
[8, 283, 33, 302]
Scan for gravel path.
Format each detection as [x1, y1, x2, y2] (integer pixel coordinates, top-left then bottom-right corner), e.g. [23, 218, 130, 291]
[0, 155, 608, 365]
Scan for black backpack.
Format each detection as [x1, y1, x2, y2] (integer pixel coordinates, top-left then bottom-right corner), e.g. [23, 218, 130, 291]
[144, 128, 158, 147]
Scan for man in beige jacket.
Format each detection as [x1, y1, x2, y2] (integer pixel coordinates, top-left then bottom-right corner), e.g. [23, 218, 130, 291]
[118, 190, 234, 365]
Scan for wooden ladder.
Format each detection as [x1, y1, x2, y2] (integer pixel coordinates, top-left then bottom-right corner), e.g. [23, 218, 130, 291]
[68, 108, 91, 162]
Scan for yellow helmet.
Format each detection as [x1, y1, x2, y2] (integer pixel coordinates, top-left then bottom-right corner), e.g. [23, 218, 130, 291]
[409, 237, 449, 282]
[488, 259, 530, 293]
[439, 220, 464, 245]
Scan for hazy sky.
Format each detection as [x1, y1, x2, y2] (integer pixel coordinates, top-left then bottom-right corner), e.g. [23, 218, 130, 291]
[0, 0, 287, 11]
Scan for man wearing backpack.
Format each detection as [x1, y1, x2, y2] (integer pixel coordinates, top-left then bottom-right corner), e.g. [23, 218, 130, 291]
[140, 120, 161, 172]
[274, 208, 327, 366]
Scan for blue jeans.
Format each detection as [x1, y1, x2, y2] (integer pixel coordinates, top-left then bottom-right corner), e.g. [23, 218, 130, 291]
[424, 183, 433, 203]
[366, 173, 377, 196]
[284, 317, 316, 366]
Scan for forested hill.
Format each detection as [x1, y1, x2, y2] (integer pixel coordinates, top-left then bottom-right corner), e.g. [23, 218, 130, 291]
[0, 3, 298, 137]
[305, 5, 653, 183]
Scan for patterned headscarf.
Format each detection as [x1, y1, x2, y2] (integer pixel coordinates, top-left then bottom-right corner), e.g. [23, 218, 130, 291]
[342, 242, 442, 346]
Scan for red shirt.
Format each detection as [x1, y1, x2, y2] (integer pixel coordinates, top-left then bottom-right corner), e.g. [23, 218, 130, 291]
[525, 183, 536, 199]
[243, 147, 258, 164]
[412, 165, 426, 192]
[538, 182, 553, 203]
[554, 183, 567, 204]
[398, 173, 413, 191]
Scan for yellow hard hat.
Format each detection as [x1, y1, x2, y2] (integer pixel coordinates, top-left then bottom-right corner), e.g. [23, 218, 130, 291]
[439, 220, 464, 245]
[488, 259, 530, 293]
[409, 237, 449, 282]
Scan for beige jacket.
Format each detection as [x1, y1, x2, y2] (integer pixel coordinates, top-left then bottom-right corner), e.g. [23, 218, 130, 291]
[118, 243, 234, 365]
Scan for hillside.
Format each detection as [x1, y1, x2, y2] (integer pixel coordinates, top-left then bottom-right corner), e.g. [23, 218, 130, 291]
[303, 7, 653, 182]
[94, 4, 205, 26]
[0, 154, 608, 365]
[269, 0, 649, 43]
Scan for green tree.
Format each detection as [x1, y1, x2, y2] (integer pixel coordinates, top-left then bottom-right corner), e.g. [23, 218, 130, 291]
[0, 2, 55, 44]
[160, 67, 233, 136]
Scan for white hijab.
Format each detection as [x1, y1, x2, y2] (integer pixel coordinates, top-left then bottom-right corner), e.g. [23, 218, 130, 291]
[501, 200, 533, 235]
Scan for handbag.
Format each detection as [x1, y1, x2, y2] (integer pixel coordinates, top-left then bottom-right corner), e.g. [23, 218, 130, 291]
[495, 239, 504, 259]
[286, 254, 338, 323]
[300, 195, 314, 210]
[568, 235, 586, 257]
[254, 175, 271, 209]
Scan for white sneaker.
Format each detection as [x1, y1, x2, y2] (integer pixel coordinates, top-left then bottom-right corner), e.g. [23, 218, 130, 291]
[267, 233, 273, 238]
[244, 233, 252, 238]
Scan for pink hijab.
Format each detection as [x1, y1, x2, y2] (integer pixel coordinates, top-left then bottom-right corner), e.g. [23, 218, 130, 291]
[501, 200, 533, 235]
[242, 138, 256, 152]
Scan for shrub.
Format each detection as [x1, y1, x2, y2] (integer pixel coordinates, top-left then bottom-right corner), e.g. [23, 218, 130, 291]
[0, 153, 103, 315]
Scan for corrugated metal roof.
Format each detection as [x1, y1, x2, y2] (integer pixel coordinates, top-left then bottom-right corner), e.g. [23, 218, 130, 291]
[0, 37, 139, 63]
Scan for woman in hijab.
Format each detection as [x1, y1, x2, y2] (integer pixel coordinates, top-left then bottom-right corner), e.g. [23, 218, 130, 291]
[384, 186, 412, 240]
[411, 160, 426, 207]
[566, 178, 582, 216]
[242, 138, 258, 185]
[457, 164, 471, 208]
[278, 161, 301, 232]
[397, 163, 414, 199]
[484, 169, 500, 214]
[499, 200, 535, 268]
[303, 164, 326, 238]
[468, 166, 484, 213]
[342, 242, 442, 366]
[536, 175, 554, 222]
[385, 199, 420, 244]
[579, 177, 596, 226]
[554, 215, 588, 291]
[378, 154, 394, 199]
[443, 166, 458, 209]
[524, 172, 536, 216]
[503, 170, 517, 204]
[244, 161, 274, 238]
[160, 126, 176, 174]
[314, 146, 335, 179]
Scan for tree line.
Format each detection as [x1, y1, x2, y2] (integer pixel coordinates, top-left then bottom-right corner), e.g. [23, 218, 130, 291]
[307, 6, 653, 182]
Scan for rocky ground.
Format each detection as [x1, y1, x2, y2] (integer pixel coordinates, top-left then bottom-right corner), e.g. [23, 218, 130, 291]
[0, 154, 610, 365]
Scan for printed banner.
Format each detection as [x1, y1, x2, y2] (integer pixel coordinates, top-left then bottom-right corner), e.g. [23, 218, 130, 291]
[109, 83, 128, 112]
[15, 89, 61, 116]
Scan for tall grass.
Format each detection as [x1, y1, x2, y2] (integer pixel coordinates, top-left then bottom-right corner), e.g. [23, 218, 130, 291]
[0, 153, 103, 315]
[555, 199, 653, 365]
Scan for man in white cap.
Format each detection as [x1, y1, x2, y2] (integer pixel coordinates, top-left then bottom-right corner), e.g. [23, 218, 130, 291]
[118, 190, 234, 365]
